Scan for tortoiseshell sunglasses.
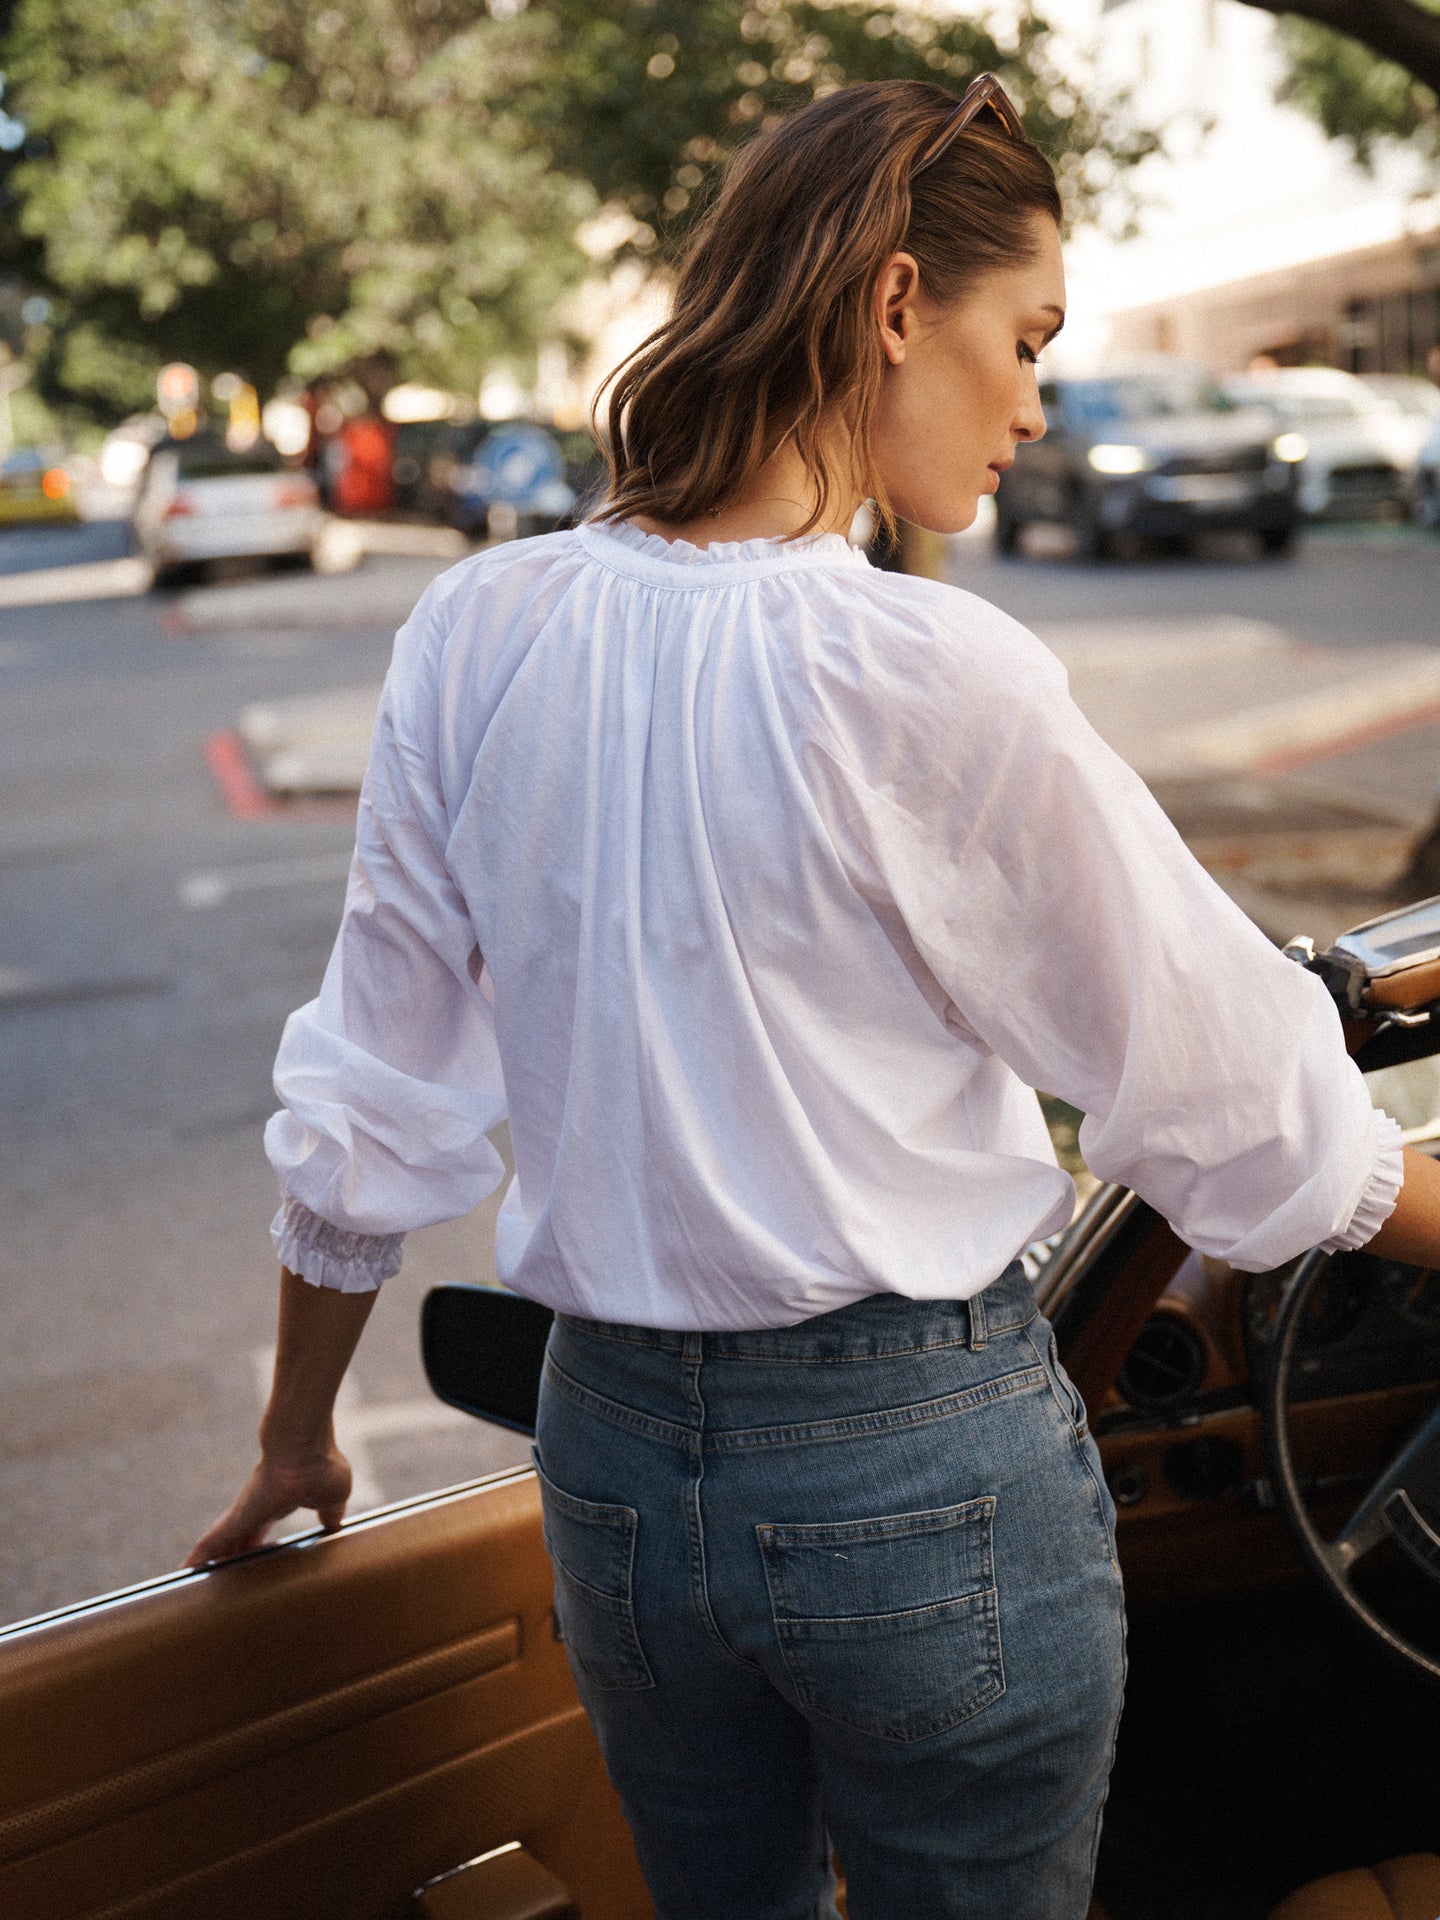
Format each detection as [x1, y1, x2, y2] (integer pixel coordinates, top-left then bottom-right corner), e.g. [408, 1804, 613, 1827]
[912, 72, 1027, 175]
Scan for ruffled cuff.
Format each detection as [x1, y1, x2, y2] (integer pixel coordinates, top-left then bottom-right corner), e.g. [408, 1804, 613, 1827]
[1318, 1109, 1405, 1255]
[270, 1191, 404, 1293]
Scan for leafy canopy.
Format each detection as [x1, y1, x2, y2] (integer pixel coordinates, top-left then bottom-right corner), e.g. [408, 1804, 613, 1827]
[1, 0, 1159, 416]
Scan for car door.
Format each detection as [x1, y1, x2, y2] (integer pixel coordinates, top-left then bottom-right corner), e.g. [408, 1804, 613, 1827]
[0, 1466, 651, 1919]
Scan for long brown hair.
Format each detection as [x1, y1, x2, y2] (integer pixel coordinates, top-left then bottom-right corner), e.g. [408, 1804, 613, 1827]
[598, 80, 1061, 538]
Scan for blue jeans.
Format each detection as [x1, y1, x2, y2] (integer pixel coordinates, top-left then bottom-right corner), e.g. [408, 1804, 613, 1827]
[533, 1264, 1126, 1920]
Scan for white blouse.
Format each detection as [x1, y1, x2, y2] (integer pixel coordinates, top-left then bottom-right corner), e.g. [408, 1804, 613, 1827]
[266, 517, 1401, 1328]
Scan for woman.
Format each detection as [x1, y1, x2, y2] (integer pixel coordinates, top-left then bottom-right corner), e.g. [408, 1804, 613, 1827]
[191, 78, 1440, 1918]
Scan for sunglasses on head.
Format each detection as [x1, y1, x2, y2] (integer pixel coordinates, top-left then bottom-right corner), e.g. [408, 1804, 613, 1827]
[912, 73, 1026, 176]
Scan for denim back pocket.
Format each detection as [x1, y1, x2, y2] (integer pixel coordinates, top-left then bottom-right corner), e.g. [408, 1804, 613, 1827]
[534, 1456, 654, 1691]
[757, 1497, 1002, 1742]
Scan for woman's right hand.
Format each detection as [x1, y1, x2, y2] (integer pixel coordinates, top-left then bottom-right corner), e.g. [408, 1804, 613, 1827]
[184, 1441, 353, 1568]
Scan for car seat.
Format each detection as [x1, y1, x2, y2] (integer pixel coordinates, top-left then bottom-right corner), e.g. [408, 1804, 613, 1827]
[1268, 1853, 1440, 1919]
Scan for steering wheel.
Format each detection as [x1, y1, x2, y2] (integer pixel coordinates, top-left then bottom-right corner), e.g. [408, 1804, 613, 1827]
[1264, 1247, 1440, 1682]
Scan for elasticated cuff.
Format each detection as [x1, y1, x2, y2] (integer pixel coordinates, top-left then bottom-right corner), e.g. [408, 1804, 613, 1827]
[1318, 1109, 1405, 1254]
[270, 1190, 404, 1293]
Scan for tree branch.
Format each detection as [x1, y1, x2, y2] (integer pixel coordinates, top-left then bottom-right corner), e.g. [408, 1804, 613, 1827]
[1234, 0, 1440, 97]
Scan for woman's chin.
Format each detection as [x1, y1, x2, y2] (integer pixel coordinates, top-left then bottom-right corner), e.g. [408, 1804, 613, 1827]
[911, 498, 979, 537]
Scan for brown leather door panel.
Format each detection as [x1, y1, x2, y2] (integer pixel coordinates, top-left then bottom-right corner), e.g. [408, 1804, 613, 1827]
[0, 1469, 650, 1920]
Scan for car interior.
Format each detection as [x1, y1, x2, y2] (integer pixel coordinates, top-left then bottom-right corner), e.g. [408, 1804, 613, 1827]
[4, 899, 1440, 1920]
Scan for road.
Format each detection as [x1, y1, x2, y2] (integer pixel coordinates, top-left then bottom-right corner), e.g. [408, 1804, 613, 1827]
[4, 517, 1440, 1625]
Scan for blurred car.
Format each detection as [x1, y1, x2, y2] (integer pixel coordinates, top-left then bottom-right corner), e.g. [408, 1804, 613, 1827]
[1406, 402, 1440, 529]
[132, 431, 323, 581]
[1222, 367, 1416, 520]
[1358, 373, 1440, 447]
[389, 419, 473, 520]
[445, 422, 577, 540]
[995, 364, 1301, 560]
[0, 446, 79, 524]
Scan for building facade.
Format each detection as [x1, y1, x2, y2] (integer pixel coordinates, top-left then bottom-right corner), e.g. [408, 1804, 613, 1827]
[1063, 0, 1440, 374]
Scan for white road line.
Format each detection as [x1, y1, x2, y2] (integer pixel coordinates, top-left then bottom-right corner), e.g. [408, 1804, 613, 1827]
[0, 556, 152, 608]
[1035, 616, 1291, 680]
[179, 852, 351, 910]
[1166, 655, 1440, 774]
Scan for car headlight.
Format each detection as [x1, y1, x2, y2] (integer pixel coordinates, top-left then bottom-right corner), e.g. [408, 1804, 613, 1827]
[1272, 432, 1308, 464]
[1087, 444, 1152, 475]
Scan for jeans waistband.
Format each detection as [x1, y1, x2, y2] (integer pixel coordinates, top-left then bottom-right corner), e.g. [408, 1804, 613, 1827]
[555, 1261, 1035, 1363]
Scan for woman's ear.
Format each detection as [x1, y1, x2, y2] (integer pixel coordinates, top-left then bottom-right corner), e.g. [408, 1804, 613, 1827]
[875, 252, 922, 367]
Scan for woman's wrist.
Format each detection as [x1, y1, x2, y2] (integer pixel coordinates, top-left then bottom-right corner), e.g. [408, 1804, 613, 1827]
[258, 1411, 338, 1467]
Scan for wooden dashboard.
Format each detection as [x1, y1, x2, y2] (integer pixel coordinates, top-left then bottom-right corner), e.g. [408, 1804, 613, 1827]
[1096, 1246, 1439, 1605]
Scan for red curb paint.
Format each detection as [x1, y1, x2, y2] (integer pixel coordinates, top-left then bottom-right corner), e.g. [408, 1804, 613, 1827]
[1254, 697, 1440, 776]
[204, 730, 275, 818]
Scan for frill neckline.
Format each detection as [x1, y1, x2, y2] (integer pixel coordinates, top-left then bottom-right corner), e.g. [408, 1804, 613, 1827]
[584, 516, 858, 571]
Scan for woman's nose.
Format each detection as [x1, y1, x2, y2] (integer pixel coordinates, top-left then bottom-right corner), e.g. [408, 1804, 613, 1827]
[1013, 386, 1047, 445]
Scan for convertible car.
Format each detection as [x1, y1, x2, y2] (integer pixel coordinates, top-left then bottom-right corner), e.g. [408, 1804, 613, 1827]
[4, 897, 1440, 1920]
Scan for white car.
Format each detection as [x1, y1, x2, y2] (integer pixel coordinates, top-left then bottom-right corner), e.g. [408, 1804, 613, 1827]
[1407, 406, 1440, 528]
[132, 431, 324, 580]
[1221, 367, 1416, 520]
[1359, 374, 1440, 432]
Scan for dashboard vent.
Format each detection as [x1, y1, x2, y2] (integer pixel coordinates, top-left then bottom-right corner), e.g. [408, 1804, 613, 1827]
[1115, 1313, 1207, 1413]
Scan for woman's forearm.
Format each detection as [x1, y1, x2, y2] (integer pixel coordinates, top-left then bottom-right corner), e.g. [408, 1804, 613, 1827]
[259, 1266, 379, 1460]
[1361, 1146, 1440, 1267]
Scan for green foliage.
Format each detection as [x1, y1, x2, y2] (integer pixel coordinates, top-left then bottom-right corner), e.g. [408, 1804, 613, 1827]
[4, 0, 593, 409]
[521, 0, 1159, 251]
[0, 0, 1160, 419]
[1277, 7, 1440, 168]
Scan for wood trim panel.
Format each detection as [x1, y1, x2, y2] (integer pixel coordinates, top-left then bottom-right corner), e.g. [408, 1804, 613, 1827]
[1102, 1386, 1435, 1606]
[0, 1619, 520, 1862]
[0, 1472, 651, 1920]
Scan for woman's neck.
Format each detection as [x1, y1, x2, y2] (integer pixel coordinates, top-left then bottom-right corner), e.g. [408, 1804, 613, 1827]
[629, 440, 860, 549]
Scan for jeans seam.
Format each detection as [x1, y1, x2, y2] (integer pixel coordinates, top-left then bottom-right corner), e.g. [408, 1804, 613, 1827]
[543, 1351, 694, 1445]
[1087, 1589, 1129, 1887]
[1023, 1327, 1124, 1584]
[683, 1350, 757, 1674]
[704, 1364, 1046, 1452]
[1022, 1324, 1087, 1437]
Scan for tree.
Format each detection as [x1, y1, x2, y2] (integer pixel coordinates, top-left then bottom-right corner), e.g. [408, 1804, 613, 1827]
[1235, 1, 1440, 163]
[4, 0, 592, 414]
[1, 0, 1159, 419]
[518, 0, 1159, 250]
[1237, 2, 1440, 98]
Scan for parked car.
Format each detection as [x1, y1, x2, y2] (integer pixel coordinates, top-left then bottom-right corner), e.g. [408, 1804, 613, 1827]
[1409, 408, 1440, 529]
[1358, 373, 1440, 442]
[995, 364, 1302, 560]
[131, 431, 324, 582]
[1223, 367, 1417, 520]
[0, 446, 79, 525]
[4, 894, 1440, 1919]
[388, 420, 482, 520]
[445, 422, 577, 540]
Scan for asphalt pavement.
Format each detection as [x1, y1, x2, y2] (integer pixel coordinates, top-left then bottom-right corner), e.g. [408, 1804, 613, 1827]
[4, 516, 1439, 1626]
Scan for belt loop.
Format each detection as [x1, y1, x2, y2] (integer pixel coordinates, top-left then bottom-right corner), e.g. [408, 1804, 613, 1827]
[968, 1286, 988, 1352]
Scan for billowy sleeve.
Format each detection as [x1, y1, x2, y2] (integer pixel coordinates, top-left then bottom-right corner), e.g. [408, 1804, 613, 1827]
[809, 604, 1402, 1272]
[264, 589, 507, 1290]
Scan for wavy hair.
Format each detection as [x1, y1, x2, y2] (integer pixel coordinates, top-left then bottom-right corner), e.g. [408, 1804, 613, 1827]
[597, 80, 1061, 538]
